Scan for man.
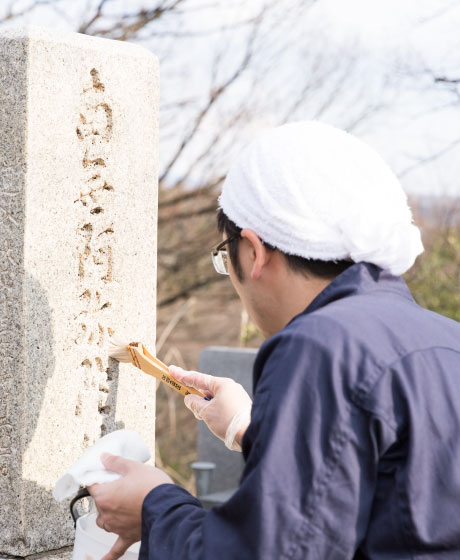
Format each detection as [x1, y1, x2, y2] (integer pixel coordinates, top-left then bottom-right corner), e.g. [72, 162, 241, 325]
[90, 121, 460, 559]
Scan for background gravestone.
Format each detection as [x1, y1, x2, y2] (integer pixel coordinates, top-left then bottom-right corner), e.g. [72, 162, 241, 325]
[197, 346, 258, 496]
[0, 26, 159, 556]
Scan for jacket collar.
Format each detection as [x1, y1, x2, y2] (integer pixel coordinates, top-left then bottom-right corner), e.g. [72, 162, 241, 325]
[300, 262, 415, 318]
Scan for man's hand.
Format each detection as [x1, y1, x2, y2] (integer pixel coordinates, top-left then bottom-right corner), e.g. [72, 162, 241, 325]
[88, 453, 173, 560]
[170, 365, 252, 451]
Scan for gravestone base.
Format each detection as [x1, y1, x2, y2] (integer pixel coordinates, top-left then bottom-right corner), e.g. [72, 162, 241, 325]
[0, 547, 72, 560]
[197, 347, 258, 496]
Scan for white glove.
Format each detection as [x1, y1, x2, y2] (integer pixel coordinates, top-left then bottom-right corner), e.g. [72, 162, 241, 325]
[170, 365, 252, 452]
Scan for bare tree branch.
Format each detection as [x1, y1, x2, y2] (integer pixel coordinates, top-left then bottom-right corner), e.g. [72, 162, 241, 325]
[0, 0, 53, 24]
[399, 137, 460, 178]
[158, 203, 217, 224]
[313, 58, 356, 120]
[78, 0, 111, 34]
[158, 275, 225, 307]
[159, 7, 263, 184]
[129, 15, 263, 38]
[419, 1, 460, 25]
[159, 177, 224, 208]
[162, 98, 201, 111]
[89, 0, 187, 40]
[434, 76, 460, 85]
[156, 297, 196, 353]
[175, 109, 246, 187]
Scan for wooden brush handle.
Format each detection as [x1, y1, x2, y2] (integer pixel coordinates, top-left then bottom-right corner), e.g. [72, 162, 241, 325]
[128, 344, 205, 398]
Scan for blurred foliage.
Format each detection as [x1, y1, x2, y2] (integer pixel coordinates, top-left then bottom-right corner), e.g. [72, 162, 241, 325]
[405, 203, 460, 322]
[239, 309, 263, 346]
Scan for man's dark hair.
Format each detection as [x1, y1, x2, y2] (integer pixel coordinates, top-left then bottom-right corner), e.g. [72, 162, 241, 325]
[217, 208, 354, 281]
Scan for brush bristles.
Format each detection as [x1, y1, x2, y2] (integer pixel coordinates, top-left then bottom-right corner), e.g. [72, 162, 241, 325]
[108, 338, 132, 362]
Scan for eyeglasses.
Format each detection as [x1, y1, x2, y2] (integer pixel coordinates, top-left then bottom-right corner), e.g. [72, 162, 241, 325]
[211, 234, 240, 275]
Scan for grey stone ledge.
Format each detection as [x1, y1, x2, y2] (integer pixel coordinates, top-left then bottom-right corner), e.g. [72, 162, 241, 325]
[0, 547, 73, 560]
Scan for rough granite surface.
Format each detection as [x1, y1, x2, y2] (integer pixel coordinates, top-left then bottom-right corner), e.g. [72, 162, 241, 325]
[0, 547, 72, 559]
[0, 26, 159, 556]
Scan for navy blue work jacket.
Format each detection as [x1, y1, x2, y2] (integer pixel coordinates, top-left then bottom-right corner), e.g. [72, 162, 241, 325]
[140, 263, 460, 559]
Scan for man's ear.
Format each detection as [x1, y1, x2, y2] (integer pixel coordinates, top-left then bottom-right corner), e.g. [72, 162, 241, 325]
[240, 229, 271, 280]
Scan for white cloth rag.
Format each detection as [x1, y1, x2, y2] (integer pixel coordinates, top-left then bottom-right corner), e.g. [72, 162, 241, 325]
[53, 429, 151, 501]
[218, 121, 424, 276]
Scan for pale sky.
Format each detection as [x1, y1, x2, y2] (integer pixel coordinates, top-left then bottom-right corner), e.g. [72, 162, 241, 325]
[2, 0, 460, 197]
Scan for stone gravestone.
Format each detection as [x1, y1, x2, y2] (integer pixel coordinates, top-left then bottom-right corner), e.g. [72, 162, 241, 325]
[0, 26, 159, 556]
[197, 346, 258, 503]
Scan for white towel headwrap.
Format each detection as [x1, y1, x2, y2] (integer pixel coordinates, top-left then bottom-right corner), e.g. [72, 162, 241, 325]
[218, 121, 423, 275]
